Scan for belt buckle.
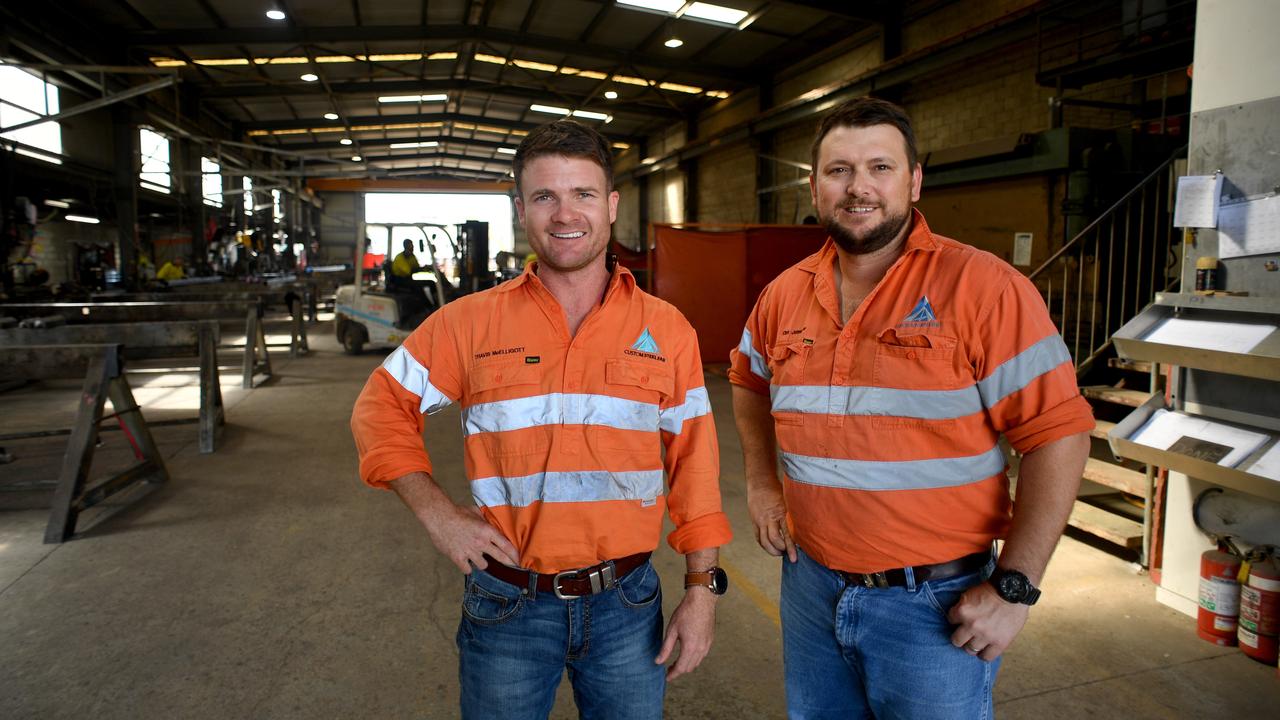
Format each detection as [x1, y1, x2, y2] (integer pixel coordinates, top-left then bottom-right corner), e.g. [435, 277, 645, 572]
[862, 571, 889, 589]
[553, 562, 616, 600]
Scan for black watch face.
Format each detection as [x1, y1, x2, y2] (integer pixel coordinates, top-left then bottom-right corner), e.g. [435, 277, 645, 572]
[711, 567, 729, 595]
[997, 572, 1028, 602]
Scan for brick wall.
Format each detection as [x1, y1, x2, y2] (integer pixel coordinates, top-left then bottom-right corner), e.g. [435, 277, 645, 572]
[696, 144, 757, 224]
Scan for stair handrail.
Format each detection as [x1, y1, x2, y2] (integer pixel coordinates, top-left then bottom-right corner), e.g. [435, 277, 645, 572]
[1028, 145, 1187, 281]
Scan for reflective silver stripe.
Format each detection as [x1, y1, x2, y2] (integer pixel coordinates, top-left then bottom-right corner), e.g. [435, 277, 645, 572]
[659, 386, 711, 434]
[976, 334, 1072, 408]
[381, 346, 453, 414]
[471, 469, 665, 508]
[780, 444, 1007, 492]
[463, 393, 658, 436]
[737, 328, 771, 381]
[770, 383, 983, 420]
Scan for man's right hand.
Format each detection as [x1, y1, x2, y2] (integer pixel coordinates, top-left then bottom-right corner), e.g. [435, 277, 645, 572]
[390, 472, 520, 574]
[747, 480, 796, 562]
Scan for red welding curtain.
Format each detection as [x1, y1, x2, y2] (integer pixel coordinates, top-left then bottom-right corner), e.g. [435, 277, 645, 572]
[654, 225, 828, 362]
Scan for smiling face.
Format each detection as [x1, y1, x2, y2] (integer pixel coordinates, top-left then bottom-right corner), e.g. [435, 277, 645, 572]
[810, 123, 922, 256]
[514, 154, 619, 275]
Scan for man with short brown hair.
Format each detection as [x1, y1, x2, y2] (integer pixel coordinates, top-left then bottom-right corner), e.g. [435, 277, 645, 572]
[730, 97, 1093, 719]
[353, 119, 731, 719]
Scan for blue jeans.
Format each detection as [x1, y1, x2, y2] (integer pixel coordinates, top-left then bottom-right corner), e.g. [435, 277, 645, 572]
[456, 560, 666, 720]
[781, 546, 1000, 720]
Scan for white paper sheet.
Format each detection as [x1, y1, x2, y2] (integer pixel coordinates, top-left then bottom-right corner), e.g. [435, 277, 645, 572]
[1218, 193, 1280, 259]
[1141, 317, 1276, 353]
[1242, 442, 1280, 482]
[1174, 174, 1224, 228]
[1130, 410, 1271, 468]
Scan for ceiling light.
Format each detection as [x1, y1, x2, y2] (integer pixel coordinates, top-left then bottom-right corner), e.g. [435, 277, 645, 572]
[300, 73, 318, 82]
[66, 214, 100, 224]
[604, 90, 619, 100]
[641, 157, 657, 165]
[530, 104, 571, 117]
[683, 2, 749, 25]
[351, 156, 362, 162]
[574, 110, 612, 122]
[339, 138, 353, 145]
[378, 94, 448, 103]
[497, 147, 517, 155]
[265, 10, 286, 21]
[43, 199, 71, 209]
[617, 0, 685, 12]
[323, 112, 339, 120]
[664, 38, 684, 48]
[389, 141, 439, 149]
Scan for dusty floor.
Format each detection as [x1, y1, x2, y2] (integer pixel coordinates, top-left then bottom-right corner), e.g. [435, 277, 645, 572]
[1, 325, 1276, 718]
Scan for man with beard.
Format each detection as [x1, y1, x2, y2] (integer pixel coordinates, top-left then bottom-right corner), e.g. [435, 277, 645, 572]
[352, 120, 731, 719]
[728, 97, 1092, 718]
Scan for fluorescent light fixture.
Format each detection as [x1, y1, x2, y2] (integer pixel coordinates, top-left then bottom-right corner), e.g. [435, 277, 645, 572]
[43, 199, 71, 209]
[339, 138, 353, 146]
[266, 10, 286, 20]
[15, 148, 63, 165]
[66, 214, 100, 224]
[389, 141, 439, 149]
[351, 156, 362, 162]
[604, 90, 618, 99]
[300, 73, 318, 82]
[530, 104, 571, 116]
[618, 0, 685, 11]
[683, 2, 750, 24]
[378, 94, 448, 103]
[664, 38, 684, 48]
[323, 112, 339, 120]
[530, 104, 611, 122]
[497, 147, 517, 155]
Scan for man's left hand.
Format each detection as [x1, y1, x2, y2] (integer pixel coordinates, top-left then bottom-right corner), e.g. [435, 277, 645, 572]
[654, 588, 718, 681]
[947, 581, 1029, 662]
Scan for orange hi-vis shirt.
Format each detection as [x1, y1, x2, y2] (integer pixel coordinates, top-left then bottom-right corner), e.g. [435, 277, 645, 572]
[729, 209, 1094, 574]
[352, 262, 732, 573]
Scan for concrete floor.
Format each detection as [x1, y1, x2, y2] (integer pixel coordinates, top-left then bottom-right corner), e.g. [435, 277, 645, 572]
[1, 325, 1277, 719]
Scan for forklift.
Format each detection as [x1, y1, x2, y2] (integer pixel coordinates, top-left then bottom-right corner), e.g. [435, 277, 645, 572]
[334, 220, 492, 354]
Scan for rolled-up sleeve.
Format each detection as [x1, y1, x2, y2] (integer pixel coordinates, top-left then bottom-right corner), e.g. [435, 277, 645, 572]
[350, 312, 462, 488]
[661, 313, 732, 554]
[973, 274, 1094, 454]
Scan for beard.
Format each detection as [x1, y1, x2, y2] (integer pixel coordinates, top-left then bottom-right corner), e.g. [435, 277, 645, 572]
[821, 205, 912, 256]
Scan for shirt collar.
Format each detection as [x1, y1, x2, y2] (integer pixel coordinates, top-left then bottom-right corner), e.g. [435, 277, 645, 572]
[797, 207, 939, 275]
[501, 256, 635, 297]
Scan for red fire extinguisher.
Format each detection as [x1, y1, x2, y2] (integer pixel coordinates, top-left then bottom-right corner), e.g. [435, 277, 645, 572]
[1238, 550, 1280, 665]
[1198, 548, 1242, 646]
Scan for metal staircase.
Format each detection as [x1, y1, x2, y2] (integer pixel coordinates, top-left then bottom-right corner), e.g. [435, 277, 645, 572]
[1027, 147, 1186, 563]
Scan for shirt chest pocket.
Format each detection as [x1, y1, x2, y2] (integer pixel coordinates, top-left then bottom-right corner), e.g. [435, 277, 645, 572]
[871, 329, 960, 391]
[768, 341, 811, 387]
[592, 359, 674, 454]
[467, 361, 550, 457]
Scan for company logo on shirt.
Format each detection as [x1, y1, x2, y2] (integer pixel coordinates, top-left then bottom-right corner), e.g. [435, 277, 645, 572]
[899, 295, 941, 328]
[624, 327, 666, 361]
[631, 328, 661, 354]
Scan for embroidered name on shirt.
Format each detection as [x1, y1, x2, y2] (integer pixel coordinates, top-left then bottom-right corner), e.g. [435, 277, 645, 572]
[473, 346, 525, 360]
[524, 356, 541, 364]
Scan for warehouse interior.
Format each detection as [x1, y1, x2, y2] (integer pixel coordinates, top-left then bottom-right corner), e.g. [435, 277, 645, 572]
[2, 0, 1279, 717]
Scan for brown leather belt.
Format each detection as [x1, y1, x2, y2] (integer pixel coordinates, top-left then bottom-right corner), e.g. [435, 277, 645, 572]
[481, 552, 652, 599]
[837, 551, 991, 589]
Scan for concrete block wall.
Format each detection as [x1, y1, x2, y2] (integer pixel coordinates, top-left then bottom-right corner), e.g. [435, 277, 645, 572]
[696, 145, 758, 225]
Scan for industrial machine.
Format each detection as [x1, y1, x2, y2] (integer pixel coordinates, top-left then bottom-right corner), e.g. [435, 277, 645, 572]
[334, 221, 494, 354]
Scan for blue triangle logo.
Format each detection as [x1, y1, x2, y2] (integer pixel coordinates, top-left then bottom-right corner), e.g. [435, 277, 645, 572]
[903, 296, 936, 323]
[631, 328, 660, 354]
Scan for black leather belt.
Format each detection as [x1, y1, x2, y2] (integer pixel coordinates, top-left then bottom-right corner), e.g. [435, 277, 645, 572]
[481, 552, 651, 599]
[836, 551, 991, 589]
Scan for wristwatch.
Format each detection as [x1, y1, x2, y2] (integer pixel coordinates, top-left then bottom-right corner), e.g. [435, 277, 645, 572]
[988, 568, 1040, 605]
[684, 567, 729, 596]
